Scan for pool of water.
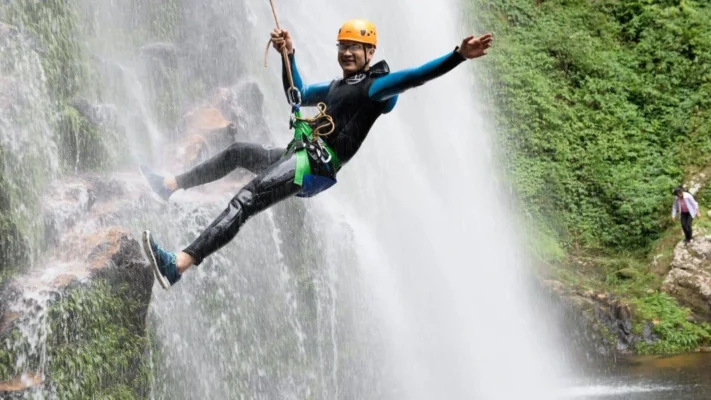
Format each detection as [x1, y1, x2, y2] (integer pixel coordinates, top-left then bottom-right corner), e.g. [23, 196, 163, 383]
[564, 353, 711, 399]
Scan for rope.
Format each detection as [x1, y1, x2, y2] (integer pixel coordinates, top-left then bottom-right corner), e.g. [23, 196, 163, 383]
[264, 0, 294, 90]
[295, 103, 335, 137]
[263, 0, 335, 138]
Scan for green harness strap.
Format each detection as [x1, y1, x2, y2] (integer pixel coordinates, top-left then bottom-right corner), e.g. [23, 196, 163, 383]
[291, 109, 340, 186]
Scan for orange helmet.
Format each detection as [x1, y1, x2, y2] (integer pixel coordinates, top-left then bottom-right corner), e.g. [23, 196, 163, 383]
[337, 19, 377, 47]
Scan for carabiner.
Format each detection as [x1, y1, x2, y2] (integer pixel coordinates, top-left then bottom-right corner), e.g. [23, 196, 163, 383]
[308, 145, 322, 162]
[316, 140, 332, 164]
[320, 149, 332, 164]
[287, 87, 302, 107]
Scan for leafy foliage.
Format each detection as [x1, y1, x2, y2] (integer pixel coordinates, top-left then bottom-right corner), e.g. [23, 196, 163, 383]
[47, 281, 150, 398]
[632, 292, 711, 354]
[472, 0, 711, 251]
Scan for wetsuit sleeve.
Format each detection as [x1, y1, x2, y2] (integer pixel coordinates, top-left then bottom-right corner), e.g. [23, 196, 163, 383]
[281, 53, 330, 106]
[368, 48, 467, 103]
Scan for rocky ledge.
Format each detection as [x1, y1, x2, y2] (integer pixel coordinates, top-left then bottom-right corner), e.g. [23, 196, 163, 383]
[544, 280, 657, 360]
[0, 175, 157, 398]
[661, 236, 711, 321]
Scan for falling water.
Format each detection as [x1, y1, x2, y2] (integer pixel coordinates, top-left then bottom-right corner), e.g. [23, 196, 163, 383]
[135, 0, 566, 398]
[1, 0, 574, 398]
[0, 20, 59, 270]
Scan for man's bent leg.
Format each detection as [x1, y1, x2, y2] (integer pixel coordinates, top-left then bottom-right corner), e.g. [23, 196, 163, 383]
[181, 151, 301, 266]
[175, 142, 286, 190]
[141, 142, 285, 201]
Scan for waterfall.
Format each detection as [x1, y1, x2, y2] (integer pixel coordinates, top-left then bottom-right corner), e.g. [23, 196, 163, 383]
[142, 0, 566, 398]
[1, 0, 570, 398]
[0, 19, 59, 271]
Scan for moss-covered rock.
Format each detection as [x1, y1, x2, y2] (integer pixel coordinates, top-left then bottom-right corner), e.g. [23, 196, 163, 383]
[544, 280, 638, 358]
[57, 102, 127, 173]
[616, 267, 640, 280]
[46, 279, 152, 398]
[0, 228, 154, 398]
[0, 0, 89, 102]
[0, 214, 32, 282]
[0, 21, 58, 279]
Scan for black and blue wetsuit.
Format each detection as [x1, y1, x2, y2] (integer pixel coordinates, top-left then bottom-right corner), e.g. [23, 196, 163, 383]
[284, 49, 466, 164]
[180, 48, 467, 265]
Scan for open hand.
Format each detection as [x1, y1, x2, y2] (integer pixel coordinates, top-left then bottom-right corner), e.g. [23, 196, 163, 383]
[270, 28, 293, 54]
[458, 33, 493, 59]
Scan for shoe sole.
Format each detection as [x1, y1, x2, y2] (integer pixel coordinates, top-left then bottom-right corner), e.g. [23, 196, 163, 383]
[138, 165, 169, 204]
[142, 230, 171, 290]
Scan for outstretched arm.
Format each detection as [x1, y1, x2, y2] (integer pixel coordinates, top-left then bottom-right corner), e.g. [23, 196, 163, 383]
[368, 50, 466, 102]
[369, 33, 494, 102]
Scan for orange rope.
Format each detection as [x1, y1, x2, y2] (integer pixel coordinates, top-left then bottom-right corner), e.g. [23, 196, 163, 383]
[264, 0, 294, 91]
[263, 0, 334, 137]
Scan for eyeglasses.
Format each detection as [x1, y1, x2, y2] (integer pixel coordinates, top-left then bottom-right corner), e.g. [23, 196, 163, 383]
[337, 43, 364, 53]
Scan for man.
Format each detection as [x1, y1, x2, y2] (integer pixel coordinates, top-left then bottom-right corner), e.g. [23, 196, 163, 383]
[672, 186, 701, 244]
[141, 19, 494, 289]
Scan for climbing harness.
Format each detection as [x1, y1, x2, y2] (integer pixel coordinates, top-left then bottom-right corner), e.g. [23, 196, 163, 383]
[265, 0, 340, 198]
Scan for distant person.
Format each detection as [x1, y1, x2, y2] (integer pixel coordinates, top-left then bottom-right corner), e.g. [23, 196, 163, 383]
[672, 186, 701, 243]
[139, 19, 494, 289]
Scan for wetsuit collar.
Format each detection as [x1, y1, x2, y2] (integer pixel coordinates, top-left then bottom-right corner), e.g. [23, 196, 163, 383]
[368, 60, 390, 77]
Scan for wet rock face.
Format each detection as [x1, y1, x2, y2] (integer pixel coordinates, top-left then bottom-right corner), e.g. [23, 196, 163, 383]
[662, 237, 711, 321]
[542, 280, 655, 364]
[0, 373, 44, 398]
[214, 80, 272, 144]
[592, 299, 636, 353]
[0, 174, 156, 398]
[0, 75, 20, 112]
[164, 79, 275, 174]
[69, 98, 120, 130]
[0, 22, 19, 37]
[41, 182, 94, 247]
[0, 227, 153, 396]
[139, 42, 181, 68]
[59, 99, 127, 172]
[0, 20, 59, 277]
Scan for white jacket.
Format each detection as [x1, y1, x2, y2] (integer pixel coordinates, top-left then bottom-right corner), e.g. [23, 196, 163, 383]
[672, 192, 700, 219]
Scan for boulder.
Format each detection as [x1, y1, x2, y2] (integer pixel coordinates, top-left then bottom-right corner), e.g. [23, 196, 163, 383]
[58, 100, 126, 172]
[210, 80, 272, 144]
[540, 278, 657, 368]
[661, 237, 711, 320]
[0, 227, 153, 397]
[139, 42, 182, 68]
[0, 173, 159, 398]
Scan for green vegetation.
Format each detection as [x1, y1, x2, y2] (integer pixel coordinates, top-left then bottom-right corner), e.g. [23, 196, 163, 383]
[48, 281, 150, 398]
[0, 0, 89, 278]
[58, 104, 127, 172]
[0, 0, 131, 280]
[473, 0, 711, 251]
[1, 0, 88, 102]
[633, 292, 711, 354]
[1, 280, 150, 397]
[472, 0, 711, 354]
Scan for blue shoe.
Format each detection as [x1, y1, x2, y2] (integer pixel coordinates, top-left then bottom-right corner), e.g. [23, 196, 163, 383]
[142, 230, 181, 289]
[139, 165, 174, 202]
